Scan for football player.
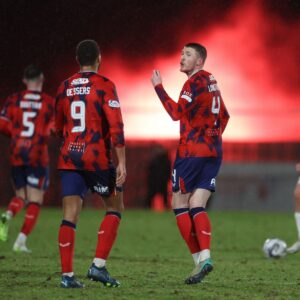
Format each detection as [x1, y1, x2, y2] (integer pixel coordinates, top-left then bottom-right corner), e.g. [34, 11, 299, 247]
[56, 39, 126, 288]
[151, 43, 230, 284]
[0, 65, 54, 252]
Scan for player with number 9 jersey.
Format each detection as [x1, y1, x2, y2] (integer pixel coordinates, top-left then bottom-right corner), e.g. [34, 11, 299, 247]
[55, 72, 124, 171]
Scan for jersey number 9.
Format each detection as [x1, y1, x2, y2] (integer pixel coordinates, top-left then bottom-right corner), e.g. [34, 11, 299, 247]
[71, 101, 86, 133]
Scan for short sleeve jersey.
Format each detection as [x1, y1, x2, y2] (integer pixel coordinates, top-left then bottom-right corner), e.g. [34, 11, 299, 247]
[0, 90, 55, 167]
[55, 71, 125, 171]
[155, 70, 230, 157]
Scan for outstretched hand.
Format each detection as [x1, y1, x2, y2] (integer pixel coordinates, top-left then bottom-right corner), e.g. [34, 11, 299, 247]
[151, 70, 162, 87]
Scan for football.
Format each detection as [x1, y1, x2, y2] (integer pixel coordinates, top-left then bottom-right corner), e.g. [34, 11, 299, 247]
[263, 238, 287, 258]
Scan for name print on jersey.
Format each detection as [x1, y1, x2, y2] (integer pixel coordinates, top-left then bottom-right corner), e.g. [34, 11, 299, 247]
[67, 87, 90, 96]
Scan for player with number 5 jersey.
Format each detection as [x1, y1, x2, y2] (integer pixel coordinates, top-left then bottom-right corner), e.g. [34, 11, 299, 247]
[0, 65, 54, 252]
[151, 43, 230, 285]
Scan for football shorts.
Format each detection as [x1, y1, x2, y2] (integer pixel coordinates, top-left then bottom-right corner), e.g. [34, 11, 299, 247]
[59, 168, 122, 198]
[11, 165, 50, 190]
[172, 156, 222, 193]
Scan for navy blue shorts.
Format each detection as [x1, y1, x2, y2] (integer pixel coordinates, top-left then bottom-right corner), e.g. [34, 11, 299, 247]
[59, 168, 122, 198]
[172, 156, 222, 193]
[11, 165, 50, 190]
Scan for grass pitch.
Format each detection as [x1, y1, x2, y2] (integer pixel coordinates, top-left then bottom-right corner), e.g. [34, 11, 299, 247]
[0, 209, 300, 299]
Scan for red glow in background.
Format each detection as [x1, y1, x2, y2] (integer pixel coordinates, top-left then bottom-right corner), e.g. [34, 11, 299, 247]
[99, 1, 300, 142]
[0, 1, 299, 143]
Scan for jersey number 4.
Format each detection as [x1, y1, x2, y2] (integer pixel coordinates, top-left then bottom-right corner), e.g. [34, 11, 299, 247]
[21, 111, 37, 137]
[211, 96, 220, 114]
[71, 101, 85, 133]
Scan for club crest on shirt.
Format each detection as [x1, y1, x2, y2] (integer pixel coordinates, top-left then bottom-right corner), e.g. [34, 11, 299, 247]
[108, 100, 120, 108]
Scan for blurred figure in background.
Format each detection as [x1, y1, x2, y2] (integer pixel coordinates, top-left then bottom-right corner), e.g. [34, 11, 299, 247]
[0, 65, 54, 252]
[151, 42, 229, 284]
[287, 162, 300, 253]
[146, 146, 171, 209]
[56, 39, 126, 288]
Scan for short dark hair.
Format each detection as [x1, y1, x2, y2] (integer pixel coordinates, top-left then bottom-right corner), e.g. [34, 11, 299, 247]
[185, 43, 207, 63]
[23, 65, 43, 80]
[76, 39, 100, 66]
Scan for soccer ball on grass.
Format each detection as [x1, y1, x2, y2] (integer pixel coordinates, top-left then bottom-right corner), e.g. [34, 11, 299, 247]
[263, 238, 287, 258]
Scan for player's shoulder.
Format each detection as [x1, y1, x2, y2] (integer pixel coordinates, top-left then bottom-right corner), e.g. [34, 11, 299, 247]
[92, 73, 115, 89]
[199, 70, 217, 82]
[5, 90, 24, 104]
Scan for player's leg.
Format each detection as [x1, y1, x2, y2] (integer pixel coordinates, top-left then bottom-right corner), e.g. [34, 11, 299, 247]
[59, 170, 86, 288]
[185, 157, 221, 284]
[13, 186, 43, 253]
[287, 179, 300, 253]
[87, 190, 123, 287]
[13, 166, 49, 252]
[0, 166, 27, 242]
[171, 159, 201, 266]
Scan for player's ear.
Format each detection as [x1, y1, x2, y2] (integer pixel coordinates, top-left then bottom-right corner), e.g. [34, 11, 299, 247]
[97, 54, 101, 64]
[196, 56, 203, 67]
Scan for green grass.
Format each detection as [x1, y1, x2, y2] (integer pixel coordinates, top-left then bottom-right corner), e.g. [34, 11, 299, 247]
[1, 209, 300, 299]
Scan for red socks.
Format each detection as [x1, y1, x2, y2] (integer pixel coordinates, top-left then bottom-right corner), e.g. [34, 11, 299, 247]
[95, 211, 121, 260]
[20, 202, 41, 235]
[58, 220, 76, 273]
[174, 208, 200, 254]
[190, 207, 211, 250]
[58, 212, 121, 274]
[7, 196, 24, 216]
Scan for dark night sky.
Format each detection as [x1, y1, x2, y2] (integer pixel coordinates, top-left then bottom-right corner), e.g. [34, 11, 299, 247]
[0, 0, 299, 98]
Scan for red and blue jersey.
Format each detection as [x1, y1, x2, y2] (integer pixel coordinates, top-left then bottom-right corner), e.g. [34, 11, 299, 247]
[55, 71, 125, 171]
[155, 70, 230, 158]
[0, 90, 55, 167]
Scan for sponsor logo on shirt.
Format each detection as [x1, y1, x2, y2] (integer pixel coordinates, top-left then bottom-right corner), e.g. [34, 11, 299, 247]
[24, 93, 41, 100]
[181, 91, 192, 102]
[67, 87, 90, 96]
[71, 78, 89, 85]
[108, 100, 120, 108]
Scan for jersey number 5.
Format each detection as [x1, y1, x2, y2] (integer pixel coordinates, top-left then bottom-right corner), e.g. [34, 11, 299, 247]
[21, 111, 37, 137]
[71, 101, 86, 133]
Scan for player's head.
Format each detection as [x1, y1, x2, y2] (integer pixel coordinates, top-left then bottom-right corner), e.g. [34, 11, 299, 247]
[23, 65, 44, 89]
[180, 43, 207, 75]
[76, 39, 101, 68]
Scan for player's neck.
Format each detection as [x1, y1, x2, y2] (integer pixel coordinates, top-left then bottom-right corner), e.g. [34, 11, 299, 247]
[26, 83, 42, 92]
[187, 67, 202, 78]
[80, 65, 98, 73]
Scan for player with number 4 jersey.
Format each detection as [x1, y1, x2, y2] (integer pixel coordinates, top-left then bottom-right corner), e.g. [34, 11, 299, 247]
[151, 43, 229, 285]
[0, 65, 54, 252]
